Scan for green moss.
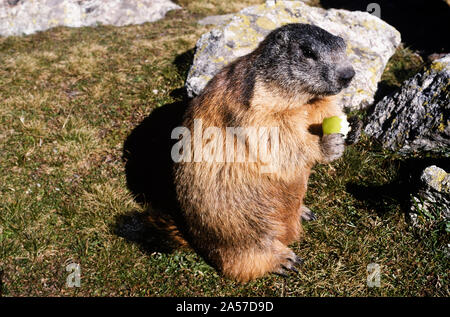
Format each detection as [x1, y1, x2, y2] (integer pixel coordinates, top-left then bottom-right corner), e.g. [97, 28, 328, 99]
[380, 45, 424, 88]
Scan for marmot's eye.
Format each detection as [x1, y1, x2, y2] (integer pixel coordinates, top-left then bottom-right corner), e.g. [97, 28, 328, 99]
[301, 46, 316, 60]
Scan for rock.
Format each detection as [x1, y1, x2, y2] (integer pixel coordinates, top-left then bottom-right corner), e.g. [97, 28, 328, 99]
[410, 165, 450, 229]
[186, 0, 401, 111]
[427, 53, 449, 63]
[364, 55, 450, 157]
[198, 14, 235, 26]
[0, 0, 181, 37]
[197, 1, 318, 26]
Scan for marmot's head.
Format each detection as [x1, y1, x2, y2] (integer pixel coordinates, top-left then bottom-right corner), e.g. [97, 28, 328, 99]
[255, 23, 355, 97]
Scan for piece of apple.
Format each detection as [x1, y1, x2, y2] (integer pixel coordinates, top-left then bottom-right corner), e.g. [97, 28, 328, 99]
[322, 115, 351, 137]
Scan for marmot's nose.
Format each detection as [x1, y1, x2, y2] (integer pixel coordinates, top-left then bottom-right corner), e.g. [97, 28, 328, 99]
[337, 67, 355, 86]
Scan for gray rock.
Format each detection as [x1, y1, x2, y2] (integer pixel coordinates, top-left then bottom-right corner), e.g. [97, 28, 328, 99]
[186, 0, 401, 111]
[364, 55, 450, 157]
[410, 165, 450, 228]
[196, 1, 318, 26]
[0, 0, 181, 37]
[198, 14, 235, 26]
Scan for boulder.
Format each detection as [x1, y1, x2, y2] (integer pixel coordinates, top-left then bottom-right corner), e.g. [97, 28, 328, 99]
[198, 14, 235, 26]
[410, 165, 450, 229]
[0, 0, 181, 37]
[364, 55, 450, 157]
[197, 0, 318, 25]
[186, 0, 401, 111]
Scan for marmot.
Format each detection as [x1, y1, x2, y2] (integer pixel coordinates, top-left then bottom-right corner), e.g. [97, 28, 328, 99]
[173, 23, 355, 282]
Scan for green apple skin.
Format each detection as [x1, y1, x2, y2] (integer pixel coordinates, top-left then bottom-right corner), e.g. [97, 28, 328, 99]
[322, 116, 343, 135]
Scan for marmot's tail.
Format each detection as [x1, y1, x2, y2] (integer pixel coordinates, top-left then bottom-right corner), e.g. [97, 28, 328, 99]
[146, 208, 189, 248]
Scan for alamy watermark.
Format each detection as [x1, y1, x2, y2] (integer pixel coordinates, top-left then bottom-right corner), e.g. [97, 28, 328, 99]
[66, 263, 81, 288]
[367, 3, 381, 18]
[171, 119, 280, 173]
[366, 263, 381, 288]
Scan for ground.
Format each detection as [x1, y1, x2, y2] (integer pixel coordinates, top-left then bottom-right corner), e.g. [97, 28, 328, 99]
[0, 0, 448, 296]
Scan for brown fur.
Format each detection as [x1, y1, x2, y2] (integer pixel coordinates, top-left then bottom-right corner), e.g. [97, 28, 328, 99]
[172, 50, 345, 282]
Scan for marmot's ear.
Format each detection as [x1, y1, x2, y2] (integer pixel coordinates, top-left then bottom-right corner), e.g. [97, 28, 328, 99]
[336, 35, 347, 49]
[275, 31, 288, 45]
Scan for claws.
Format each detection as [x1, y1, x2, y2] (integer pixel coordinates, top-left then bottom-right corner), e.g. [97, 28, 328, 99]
[282, 264, 298, 274]
[274, 268, 289, 278]
[290, 255, 304, 267]
[273, 255, 303, 278]
[301, 206, 317, 222]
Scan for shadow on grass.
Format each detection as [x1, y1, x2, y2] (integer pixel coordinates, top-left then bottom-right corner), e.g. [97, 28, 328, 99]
[113, 47, 198, 254]
[115, 94, 191, 253]
[174, 48, 196, 82]
[346, 156, 450, 218]
[320, 0, 450, 56]
[111, 44, 204, 256]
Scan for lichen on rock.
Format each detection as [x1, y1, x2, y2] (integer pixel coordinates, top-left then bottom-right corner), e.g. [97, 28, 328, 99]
[186, 0, 401, 111]
[410, 165, 450, 230]
[364, 55, 450, 157]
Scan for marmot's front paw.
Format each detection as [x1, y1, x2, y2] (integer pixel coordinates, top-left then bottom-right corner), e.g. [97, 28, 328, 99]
[321, 133, 345, 163]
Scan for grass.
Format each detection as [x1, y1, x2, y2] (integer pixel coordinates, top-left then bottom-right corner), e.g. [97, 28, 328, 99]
[0, 1, 448, 296]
